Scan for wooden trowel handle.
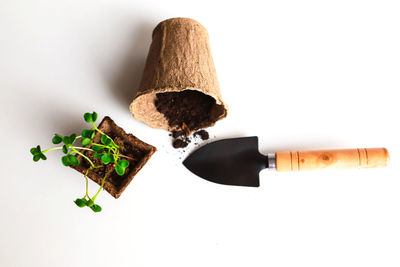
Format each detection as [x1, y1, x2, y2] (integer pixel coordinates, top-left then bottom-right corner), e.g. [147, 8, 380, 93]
[275, 148, 389, 172]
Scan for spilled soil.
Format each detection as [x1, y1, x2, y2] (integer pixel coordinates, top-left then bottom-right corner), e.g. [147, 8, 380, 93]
[154, 90, 218, 148]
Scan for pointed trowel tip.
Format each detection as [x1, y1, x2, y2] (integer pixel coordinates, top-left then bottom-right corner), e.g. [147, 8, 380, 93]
[182, 157, 190, 169]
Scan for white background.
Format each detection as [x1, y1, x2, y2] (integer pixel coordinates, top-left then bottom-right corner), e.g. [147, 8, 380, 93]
[1, 0, 399, 266]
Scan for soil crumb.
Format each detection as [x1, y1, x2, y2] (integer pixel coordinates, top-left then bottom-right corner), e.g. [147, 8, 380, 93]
[170, 128, 210, 149]
[194, 130, 209, 140]
[173, 139, 189, 148]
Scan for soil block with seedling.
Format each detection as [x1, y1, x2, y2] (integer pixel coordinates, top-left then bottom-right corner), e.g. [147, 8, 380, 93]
[30, 112, 156, 212]
[129, 18, 228, 147]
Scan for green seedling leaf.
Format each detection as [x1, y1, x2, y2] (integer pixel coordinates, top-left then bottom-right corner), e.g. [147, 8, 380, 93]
[74, 198, 87, 208]
[68, 155, 79, 165]
[117, 159, 129, 168]
[92, 112, 98, 122]
[62, 134, 76, 145]
[82, 129, 95, 139]
[62, 145, 69, 154]
[52, 134, 62, 144]
[82, 129, 90, 138]
[100, 135, 111, 146]
[81, 138, 91, 146]
[69, 134, 76, 144]
[101, 154, 112, 164]
[115, 165, 125, 176]
[30, 147, 39, 155]
[61, 155, 71, 166]
[110, 154, 116, 163]
[93, 152, 102, 159]
[92, 145, 104, 153]
[62, 136, 70, 145]
[31, 145, 46, 161]
[90, 204, 102, 212]
[87, 199, 94, 207]
[84, 113, 93, 123]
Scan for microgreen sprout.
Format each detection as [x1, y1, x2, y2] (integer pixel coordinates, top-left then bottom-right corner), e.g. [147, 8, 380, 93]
[30, 112, 131, 213]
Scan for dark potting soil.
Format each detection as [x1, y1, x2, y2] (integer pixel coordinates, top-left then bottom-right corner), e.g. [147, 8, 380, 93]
[154, 90, 223, 131]
[171, 129, 209, 149]
[172, 130, 186, 139]
[71, 116, 156, 198]
[171, 129, 190, 148]
[172, 139, 189, 149]
[154, 90, 219, 149]
[194, 130, 209, 140]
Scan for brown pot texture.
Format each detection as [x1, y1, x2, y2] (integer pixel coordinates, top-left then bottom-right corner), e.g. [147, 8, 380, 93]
[71, 116, 156, 198]
[130, 17, 228, 131]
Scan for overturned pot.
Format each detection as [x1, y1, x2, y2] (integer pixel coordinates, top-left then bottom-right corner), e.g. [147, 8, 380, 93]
[130, 17, 228, 132]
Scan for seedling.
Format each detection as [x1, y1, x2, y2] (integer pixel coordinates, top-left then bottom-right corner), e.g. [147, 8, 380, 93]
[30, 112, 132, 212]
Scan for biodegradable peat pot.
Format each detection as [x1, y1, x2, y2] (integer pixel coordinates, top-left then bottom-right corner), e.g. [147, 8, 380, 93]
[71, 116, 156, 198]
[130, 17, 228, 132]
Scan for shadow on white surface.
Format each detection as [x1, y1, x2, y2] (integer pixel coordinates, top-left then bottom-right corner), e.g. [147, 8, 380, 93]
[108, 22, 154, 107]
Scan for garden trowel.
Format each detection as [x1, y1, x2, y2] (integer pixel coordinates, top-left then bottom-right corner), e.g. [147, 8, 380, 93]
[182, 137, 389, 187]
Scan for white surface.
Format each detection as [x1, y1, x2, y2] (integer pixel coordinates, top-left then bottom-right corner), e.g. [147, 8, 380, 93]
[1, 0, 399, 266]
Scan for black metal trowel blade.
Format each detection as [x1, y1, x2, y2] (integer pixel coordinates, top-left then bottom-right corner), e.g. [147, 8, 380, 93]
[183, 137, 267, 186]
